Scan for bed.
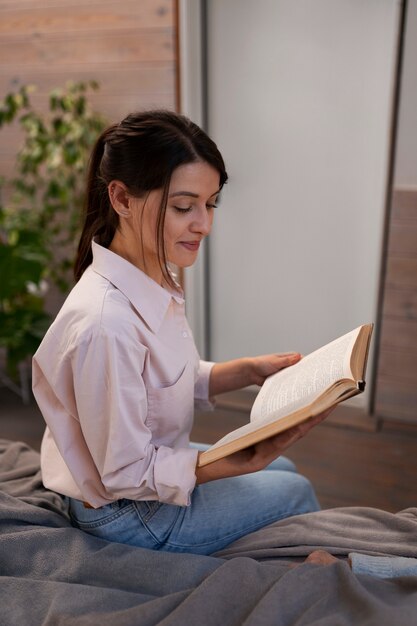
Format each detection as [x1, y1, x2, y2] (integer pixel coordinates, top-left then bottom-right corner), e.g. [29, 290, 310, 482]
[1, 438, 417, 625]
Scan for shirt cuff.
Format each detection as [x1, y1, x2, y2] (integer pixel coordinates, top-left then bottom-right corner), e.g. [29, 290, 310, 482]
[153, 445, 199, 506]
[349, 553, 417, 579]
[194, 360, 216, 411]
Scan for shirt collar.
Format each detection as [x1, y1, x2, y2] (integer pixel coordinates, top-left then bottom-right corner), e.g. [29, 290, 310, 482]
[90, 240, 184, 334]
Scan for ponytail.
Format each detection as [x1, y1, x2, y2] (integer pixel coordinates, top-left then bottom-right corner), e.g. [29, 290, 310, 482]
[73, 110, 228, 284]
[74, 125, 118, 282]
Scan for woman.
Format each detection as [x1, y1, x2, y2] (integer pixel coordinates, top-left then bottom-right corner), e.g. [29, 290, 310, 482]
[33, 110, 328, 555]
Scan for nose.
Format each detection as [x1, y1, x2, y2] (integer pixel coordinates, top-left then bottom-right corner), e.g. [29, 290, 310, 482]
[191, 206, 213, 236]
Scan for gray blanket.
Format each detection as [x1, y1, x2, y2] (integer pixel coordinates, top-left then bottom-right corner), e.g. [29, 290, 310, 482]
[1, 438, 417, 625]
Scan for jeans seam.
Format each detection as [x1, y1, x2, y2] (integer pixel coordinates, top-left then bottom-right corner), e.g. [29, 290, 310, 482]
[71, 503, 135, 530]
[133, 501, 181, 547]
[140, 501, 163, 523]
[163, 505, 314, 551]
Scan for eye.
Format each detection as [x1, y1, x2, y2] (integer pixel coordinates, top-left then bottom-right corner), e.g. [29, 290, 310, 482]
[173, 205, 193, 213]
[206, 203, 218, 210]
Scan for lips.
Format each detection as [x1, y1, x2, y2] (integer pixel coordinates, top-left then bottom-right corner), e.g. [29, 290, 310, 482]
[180, 241, 200, 251]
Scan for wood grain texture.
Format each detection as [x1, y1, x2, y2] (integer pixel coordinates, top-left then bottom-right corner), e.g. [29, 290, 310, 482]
[374, 188, 417, 422]
[385, 258, 417, 290]
[0, 65, 176, 96]
[0, 31, 175, 66]
[375, 376, 417, 421]
[0, 1, 173, 34]
[0, 0, 178, 180]
[388, 222, 417, 257]
[377, 348, 417, 382]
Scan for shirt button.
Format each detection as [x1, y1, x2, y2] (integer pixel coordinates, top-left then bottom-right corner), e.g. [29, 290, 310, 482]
[182, 331, 188, 338]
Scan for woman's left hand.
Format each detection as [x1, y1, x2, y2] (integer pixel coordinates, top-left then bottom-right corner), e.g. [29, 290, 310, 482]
[209, 352, 301, 397]
[249, 352, 301, 386]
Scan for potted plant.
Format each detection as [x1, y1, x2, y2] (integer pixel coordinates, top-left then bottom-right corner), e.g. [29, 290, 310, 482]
[0, 81, 107, 399]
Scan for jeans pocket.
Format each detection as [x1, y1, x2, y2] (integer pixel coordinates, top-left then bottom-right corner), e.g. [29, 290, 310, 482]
[136, 500, 163, 523]
[69, 498, 134, 530]
[134, 500, 181, 544]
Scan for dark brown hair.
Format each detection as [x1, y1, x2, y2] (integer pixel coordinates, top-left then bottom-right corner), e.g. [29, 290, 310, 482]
[74, 110, 228, 284]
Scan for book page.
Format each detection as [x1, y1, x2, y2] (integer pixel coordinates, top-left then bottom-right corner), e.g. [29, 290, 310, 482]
[251, 327, 359, 423]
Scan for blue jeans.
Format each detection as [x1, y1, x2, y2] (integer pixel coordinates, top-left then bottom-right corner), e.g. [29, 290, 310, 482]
[68, 447, 320, 555]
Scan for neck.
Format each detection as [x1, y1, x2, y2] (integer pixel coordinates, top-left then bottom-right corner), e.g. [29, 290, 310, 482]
[109, 231, 163, 286]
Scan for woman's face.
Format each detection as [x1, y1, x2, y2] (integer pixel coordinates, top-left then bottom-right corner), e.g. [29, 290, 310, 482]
[132, 161, 221, 275]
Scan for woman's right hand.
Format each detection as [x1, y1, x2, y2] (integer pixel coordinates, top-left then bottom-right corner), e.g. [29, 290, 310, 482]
[195, 408, 332, 484]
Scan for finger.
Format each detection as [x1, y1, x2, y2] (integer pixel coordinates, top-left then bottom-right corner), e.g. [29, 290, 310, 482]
[252, 353, 301, 385]
[273, 352, 301, 367]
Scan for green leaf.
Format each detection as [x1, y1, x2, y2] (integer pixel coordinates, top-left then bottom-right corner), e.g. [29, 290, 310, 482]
[0, 243, 45, 298]
[0, 81, 106, 374]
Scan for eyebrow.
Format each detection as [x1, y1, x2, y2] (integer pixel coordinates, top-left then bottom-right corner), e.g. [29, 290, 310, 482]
[169, 189, 221, 199]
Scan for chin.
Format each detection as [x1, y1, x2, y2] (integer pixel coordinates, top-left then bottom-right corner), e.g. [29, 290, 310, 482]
[175, 259, 196, 269]
[170, 251, 199, 268]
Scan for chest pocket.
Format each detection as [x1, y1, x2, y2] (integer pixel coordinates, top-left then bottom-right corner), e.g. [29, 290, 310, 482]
[146, 361, 195, 446]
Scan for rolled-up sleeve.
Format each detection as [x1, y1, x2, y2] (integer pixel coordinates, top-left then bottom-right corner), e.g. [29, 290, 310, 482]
[194, 359, 216, 411]
[153, 446, 198, 505]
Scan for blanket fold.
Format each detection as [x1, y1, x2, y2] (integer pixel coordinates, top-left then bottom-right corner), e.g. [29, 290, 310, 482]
[1, 438, 417, 626]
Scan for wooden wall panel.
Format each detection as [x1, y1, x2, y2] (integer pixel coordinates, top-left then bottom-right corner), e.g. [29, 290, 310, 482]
[0, 1, 173, 33]
[0, 65, 175, 97]
[386, 258, 417, 289]
[388, 223, 417, 256]
[0, 32, 174, 66]
[378, 349, 417, 382]
[374, 188, 417, 422]
[0, 0, 178, 181]
[380, 319, 417, 351]
[376, 377, 417, 422]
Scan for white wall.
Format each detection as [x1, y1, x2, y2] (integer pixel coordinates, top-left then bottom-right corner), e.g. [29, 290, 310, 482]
[202, 0, 400, 405]
[179, 0, 208, 351]
[395, 0, 417, 186]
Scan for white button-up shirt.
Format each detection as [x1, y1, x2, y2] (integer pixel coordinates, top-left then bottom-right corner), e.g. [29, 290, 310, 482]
[32, 241, 214, 507]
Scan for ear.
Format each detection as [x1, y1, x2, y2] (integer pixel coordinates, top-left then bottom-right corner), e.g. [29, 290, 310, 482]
[108, 180, 131, 218]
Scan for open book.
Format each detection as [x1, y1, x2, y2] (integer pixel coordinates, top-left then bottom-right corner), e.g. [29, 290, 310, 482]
[198, 323, 374, 467]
